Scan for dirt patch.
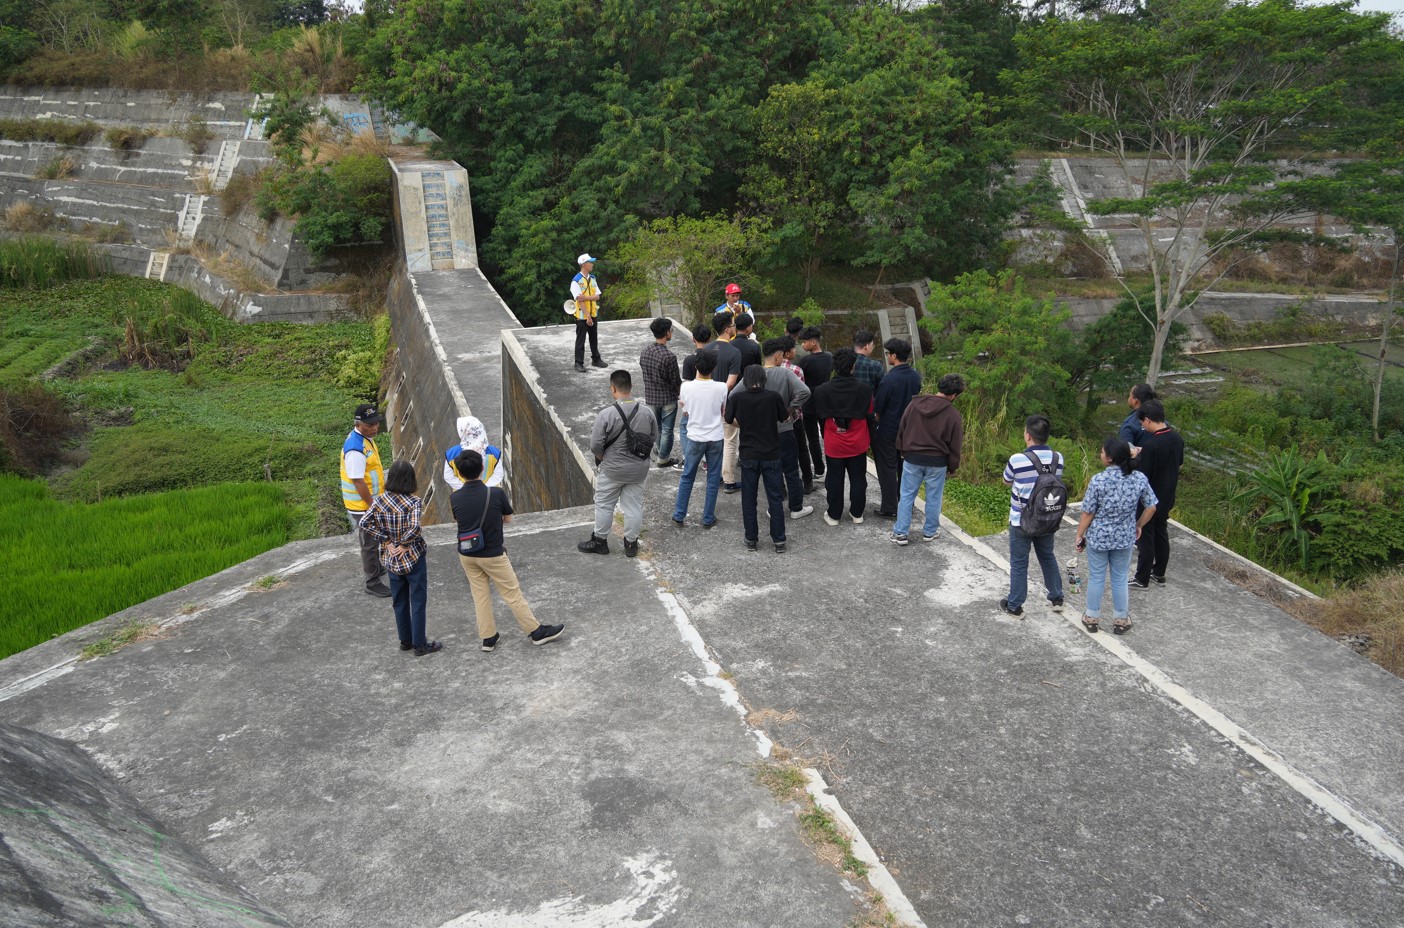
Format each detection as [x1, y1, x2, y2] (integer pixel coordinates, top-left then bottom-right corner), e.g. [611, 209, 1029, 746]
[1205, 556, 1404, 678]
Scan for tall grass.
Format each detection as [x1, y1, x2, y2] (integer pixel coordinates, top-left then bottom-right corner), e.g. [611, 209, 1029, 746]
[0, 237, 107, 289]
[0, 474, 293, 659]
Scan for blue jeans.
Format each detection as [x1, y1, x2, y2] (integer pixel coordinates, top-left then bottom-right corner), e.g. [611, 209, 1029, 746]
[650, 402, 678, 462]
[673, 438, 723, 525]
[894, 462, 947, 538]
[1084, 546, 1133, 620]
[741, 458, 786, 543]
[678, 412, 690, 460]
[389, 554, 428, 649]
[1007, 524, 1063, 610]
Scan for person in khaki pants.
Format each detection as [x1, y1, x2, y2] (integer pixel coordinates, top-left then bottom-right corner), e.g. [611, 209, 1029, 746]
[450, 449, 565, 652]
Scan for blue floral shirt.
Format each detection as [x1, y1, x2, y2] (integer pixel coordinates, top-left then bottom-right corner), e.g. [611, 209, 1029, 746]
[1081, 466, 1158, 551]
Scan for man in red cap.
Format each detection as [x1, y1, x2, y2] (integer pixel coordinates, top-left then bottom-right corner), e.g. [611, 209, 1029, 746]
[714, 283, 752, 315]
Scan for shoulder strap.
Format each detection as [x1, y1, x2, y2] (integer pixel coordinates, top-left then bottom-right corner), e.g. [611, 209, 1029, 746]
[1025, 450, 1045, 474]
[601, 402, 636, 452]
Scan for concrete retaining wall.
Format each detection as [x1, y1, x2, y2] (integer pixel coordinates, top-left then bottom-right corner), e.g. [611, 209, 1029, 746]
[0, 87, 255, 138]
[0, 723, 291, 928]
[500, 332, 596, 514]
[1060, 291, 1389, 347]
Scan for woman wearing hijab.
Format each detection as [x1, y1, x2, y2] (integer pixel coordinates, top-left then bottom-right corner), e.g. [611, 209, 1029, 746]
[443, 415, 505, 490]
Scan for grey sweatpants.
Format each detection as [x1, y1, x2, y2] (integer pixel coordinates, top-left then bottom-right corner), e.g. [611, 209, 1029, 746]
[593, 471, 648, 542]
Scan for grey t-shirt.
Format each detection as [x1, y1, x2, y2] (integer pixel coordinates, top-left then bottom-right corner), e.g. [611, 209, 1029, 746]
[729, 366, 810, 433]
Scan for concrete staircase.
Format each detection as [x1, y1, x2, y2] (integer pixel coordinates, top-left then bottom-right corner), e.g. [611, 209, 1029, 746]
[210, 140, 241, 190]
[144, 250, 170, 281]
[175, 194, 207, 243]
[420, 170, 455, 270]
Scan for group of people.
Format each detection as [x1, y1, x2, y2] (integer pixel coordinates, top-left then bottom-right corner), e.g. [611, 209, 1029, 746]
[580, 291, 1185, 635]
[340, 251, 1186, 653]
[340, 406, 563, 658]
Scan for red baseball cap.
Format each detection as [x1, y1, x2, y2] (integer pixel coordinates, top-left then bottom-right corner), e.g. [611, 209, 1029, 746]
[725, 283, 742, 295]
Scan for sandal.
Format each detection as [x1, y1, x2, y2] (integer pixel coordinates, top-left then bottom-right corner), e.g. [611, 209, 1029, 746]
[1112, 620, 1132, 635]
[1081, 616, 1100, 634]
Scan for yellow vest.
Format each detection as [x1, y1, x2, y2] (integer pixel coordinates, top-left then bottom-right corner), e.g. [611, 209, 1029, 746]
[341, 429, 384, 512]
[572, 272, 599, 320]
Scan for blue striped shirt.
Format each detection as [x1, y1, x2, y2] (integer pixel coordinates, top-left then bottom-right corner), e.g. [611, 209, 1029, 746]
[1003, 446, 1063, 526]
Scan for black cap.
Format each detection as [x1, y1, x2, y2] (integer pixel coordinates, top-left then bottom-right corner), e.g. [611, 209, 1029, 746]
[354, 403, 382, 425]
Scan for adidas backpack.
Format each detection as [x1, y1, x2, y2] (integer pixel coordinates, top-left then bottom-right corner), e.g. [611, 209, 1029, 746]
[1019, 450, 1067, 537]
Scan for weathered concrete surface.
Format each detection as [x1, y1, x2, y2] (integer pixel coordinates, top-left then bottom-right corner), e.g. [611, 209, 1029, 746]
[0, 724, 293, 928]
[390, 158, 477, 272]
[0, 509, 861, 928]
[505, 318, 1404, 926]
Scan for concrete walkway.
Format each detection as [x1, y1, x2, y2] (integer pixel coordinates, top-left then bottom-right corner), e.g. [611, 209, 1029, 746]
[0, 510, 860, 928]
[508, 319, 1404, 926]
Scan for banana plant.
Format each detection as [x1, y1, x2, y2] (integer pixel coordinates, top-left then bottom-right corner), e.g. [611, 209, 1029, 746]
[1231, 446, 1332, 572]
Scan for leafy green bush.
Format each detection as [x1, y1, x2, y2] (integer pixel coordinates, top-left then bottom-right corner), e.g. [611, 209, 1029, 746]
[256, 153, 391, 258]
[942, 478, 1010, 537]
[333, 312, 390, 400]
[0, 474, 294, 659]
[0, 237, 106, 289]
[0, 117, 99, 146]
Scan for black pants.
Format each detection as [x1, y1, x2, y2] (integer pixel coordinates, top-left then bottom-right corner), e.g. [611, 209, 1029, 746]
[872, 433, 901, 515]
[824, 453, 867, 520]
[574, 318, 602, 365]
[793, 418, 814, 484]
[1135, 505, 1173, 582]
[802, 415, 826, 475]
[778, 430, 804, 510]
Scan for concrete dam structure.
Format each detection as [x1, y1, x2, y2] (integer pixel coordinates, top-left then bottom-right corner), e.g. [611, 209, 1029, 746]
[2, 94, 1404, 927]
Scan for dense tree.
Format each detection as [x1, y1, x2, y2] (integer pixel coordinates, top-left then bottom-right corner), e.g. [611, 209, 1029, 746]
[612, 215, 769, 325]
[1010, 0, 1398, 387]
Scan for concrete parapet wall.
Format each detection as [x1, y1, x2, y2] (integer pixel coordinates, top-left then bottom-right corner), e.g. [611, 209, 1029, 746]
[389, 158, 477, 271]
[383, 266, 471, 523]
[501, 330, 596, 514]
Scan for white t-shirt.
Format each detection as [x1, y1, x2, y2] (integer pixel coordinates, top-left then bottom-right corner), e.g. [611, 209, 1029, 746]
[344, 449, 367, 479]
[679, 378, 729, 442]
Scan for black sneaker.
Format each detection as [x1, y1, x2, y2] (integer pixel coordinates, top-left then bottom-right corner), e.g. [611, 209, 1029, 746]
[998, 598, 1024, 617]
[414, 640, 443, 656]
[623, 538, 639, 558]
[803, 481, 816, 494]
[1130, 578, 1150, 590]
[775, 541, 787, 553]
[591, 358, 609, 368]
[1150, 575, 1166, 586]
[366, 583, 392, 598]
[399, 641, 413, 651]
[574, 362, 587, 373]
[672, 516, 686, 527]
[723, 482, 741, 494]
[530, 623, 565, 645]
[1050, 596, 1064, 614]
[702, 519, 718, 529]
[745, 539, 758, 551]
[481, 634, 499, 652]
[577, 533, 610, 555]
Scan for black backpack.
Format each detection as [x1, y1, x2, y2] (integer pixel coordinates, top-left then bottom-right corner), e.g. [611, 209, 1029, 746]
[602, 403, 654, 461]
[1018, 450, 1067, 537]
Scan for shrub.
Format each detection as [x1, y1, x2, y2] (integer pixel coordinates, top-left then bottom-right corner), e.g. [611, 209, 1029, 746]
[173, 116, 215, 155]
[258, 153, 392, 258]
[0, 117, 100, 146]
[34, 155, 75, 180]
[332, 312, 391, 399]
[220, 168, 267, 218]
[110, 287, 214, 367]
[3, 202, 57, 233]
[0, 383, 77, 476]
[0, 237, 106, 288]
[105, 126, 151, 151]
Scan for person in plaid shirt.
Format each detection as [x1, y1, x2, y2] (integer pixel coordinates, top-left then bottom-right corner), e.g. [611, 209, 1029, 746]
[358, 460, 442, 656]
[852, 330, 886, 393]
[639, 317, 682, 467]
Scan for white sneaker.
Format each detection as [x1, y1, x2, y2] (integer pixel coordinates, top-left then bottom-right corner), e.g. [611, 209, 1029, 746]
[851, 514, 864, 524]
[823, 513, 840, 526]
[923, 529, 940, 542]
[790, 505, 814, 520]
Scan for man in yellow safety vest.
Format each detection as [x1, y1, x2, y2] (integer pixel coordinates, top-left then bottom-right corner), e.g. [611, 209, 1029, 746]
[341, 403, 390, 597]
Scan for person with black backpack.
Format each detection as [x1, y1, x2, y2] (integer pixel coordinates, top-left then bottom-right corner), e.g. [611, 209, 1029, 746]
[579, 369, 658, 558]
[1000, 414, 1068, 618]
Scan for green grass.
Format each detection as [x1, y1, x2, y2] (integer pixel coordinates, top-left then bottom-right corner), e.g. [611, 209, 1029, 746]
[0, 474, 295, 659]
[0, 274, 382, 656]
[1198, 340, 1404, 388]
[0, 237, 108, 290]
[942, 479, 1011, 537]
